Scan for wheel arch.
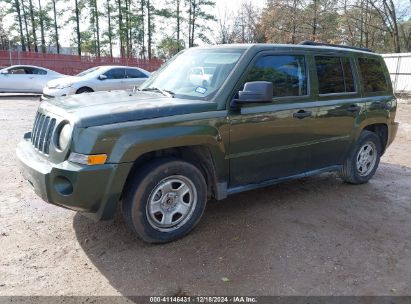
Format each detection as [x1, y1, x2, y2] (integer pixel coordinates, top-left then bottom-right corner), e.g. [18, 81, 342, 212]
[362, 123, 388, 154]
[76, 86, 94, 94]
[123, 145, 219, 201]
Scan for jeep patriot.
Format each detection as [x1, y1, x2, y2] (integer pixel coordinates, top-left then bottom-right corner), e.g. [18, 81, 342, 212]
[17, 42, 399, 243]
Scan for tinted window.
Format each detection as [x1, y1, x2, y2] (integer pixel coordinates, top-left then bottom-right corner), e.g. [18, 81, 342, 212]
[245, 55, 307, 97]
[32, 68, 47, 75]
[9, 67, 26, 74]
[358, 57, 388, 93]
[126, 68, 147, 78]
[9, 67, 36, 74]
[315, 56, 355, 94]
[104, 68, 126, 79]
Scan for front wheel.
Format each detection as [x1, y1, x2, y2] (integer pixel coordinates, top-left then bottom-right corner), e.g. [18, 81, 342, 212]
[122, 158, 207, 243]
[339, 130, 382, 184]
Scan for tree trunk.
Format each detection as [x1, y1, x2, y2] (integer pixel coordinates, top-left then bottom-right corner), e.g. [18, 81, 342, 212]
[141, 0, 145, 59]
[190, 0, 196, 47]
[74, 0, 81, 55]
[117, 0, 124, 57]
[38, 0, 46, 53]
[52, 0, 59, 54]
[28, 0, 38, 52]
[21, 1, 31, 51]
[312, 0, 317, 41]
[127, 0, 133, 57]
[188, 0, 192, 47]
[147, 0, 152, 59]
[15, 0, 26, 51]
[125, 0, 130, 57]
[94, 0, 101, 57]
[176, 0, 181, 51]
[107, 0, 113, 57]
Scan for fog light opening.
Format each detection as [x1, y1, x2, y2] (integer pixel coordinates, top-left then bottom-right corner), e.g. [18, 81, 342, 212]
[54, 176, 73, 196]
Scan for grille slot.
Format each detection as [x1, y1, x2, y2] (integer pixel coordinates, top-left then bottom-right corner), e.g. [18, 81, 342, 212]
[31, 112, 56, 155]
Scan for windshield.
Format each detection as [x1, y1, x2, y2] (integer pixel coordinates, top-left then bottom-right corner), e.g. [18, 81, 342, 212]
[76, 67, 101, 77]
[140, 48, 245, 100]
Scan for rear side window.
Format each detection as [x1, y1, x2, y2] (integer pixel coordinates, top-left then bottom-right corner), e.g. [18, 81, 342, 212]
[245, 55, 307, 98]
[315, 56, 355, 94]
[126, 68, 147, 78]
[358, 57, 388, 93]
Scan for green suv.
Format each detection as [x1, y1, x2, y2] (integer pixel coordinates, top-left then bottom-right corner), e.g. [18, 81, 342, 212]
[17, 42, 399, 243]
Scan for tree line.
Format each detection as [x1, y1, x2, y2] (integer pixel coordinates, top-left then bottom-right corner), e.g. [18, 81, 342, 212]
[0, 0, 410, 59]
[0, 0, 216, 59]
[217, 0, 411, 54]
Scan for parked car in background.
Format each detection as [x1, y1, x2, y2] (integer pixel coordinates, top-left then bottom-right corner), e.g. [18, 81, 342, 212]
[42, 66, 150, 100]
[189, 66, 215, 87]
[0, 65, 66, 94]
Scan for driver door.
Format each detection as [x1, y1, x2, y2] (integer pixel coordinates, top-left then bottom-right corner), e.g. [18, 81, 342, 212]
[98, 68, 126, 91]
[0, 66, 33, 92]
[228, 53, 317, 187]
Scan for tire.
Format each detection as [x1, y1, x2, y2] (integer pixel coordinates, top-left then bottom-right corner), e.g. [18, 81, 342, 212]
[122, 157, 207, 243]
[76, 87, 94, 94]
[339, 130, 382, 184]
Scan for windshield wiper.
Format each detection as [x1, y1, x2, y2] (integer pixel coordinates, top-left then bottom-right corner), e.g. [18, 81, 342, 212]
[141, 87, 175, 98]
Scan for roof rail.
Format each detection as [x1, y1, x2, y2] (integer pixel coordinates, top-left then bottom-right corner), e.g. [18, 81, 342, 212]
[298, 40, 374, 53]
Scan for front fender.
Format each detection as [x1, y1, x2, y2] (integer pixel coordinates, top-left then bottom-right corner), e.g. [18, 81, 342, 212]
[73, 111, 230, 182]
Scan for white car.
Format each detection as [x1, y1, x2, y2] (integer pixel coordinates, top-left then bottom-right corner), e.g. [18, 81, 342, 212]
[188, 66, 215, 87]
[0, 65, 66, 94]
[42, 65, 150, 99]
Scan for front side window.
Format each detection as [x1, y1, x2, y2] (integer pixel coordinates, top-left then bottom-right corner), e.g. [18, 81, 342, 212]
[9, 67, 32, 74]
[104, 68, 126, 79]
[245, 55, 307, 98]
[315, 56, 355, 94]
[358, 57, 388, 93]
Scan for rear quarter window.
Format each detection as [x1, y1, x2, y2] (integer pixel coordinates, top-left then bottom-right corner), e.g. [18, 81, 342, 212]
[358, 57, 388, 93]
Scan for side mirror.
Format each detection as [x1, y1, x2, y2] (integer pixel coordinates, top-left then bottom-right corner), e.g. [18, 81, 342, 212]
[98, 74, 107, 80]
[232, 81, 273, 106]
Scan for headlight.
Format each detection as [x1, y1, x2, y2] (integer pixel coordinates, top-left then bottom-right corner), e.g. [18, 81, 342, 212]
[56, 83, 73, 89]
[58, 123, 72, 150]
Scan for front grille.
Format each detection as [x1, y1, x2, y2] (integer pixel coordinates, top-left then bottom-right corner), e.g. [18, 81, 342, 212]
[31, 112, 56, 154]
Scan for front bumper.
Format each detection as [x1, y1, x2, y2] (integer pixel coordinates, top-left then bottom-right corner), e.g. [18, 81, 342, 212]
[16, 138, 132, 220]
[41, 87, 77, 100]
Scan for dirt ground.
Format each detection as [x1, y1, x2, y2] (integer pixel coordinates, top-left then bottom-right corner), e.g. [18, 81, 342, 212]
[0, 96, 410, 296]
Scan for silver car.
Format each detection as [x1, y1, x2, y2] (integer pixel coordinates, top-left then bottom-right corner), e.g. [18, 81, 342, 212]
[42, 65, 150, 99]
[0, 65, 66, 94]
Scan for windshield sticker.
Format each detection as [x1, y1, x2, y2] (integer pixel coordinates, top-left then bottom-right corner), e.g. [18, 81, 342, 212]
[195, 87, 207, 94]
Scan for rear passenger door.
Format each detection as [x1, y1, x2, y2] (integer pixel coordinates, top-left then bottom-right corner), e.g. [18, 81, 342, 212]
[125, 68, 149, 90]
[305, 54, 364, 170]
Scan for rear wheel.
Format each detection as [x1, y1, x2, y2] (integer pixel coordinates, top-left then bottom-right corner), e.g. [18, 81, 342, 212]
[339, 130, 382, 184]
[122, 158, 207, 243]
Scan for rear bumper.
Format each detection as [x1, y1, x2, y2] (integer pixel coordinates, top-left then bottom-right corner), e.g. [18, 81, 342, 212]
[16, 139, 132, 220]
[387, 121, 399, 148]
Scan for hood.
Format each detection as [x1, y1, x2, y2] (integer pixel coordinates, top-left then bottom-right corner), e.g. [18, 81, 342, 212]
[40, 90, 218, 127]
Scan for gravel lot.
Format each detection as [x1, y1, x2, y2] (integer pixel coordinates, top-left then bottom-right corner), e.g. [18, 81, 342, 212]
[0, 96, 410, 296]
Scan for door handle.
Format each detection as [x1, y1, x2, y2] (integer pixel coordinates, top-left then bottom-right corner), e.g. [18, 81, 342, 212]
[293, 110, 312, 119]
[347, 105, 361, 112]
